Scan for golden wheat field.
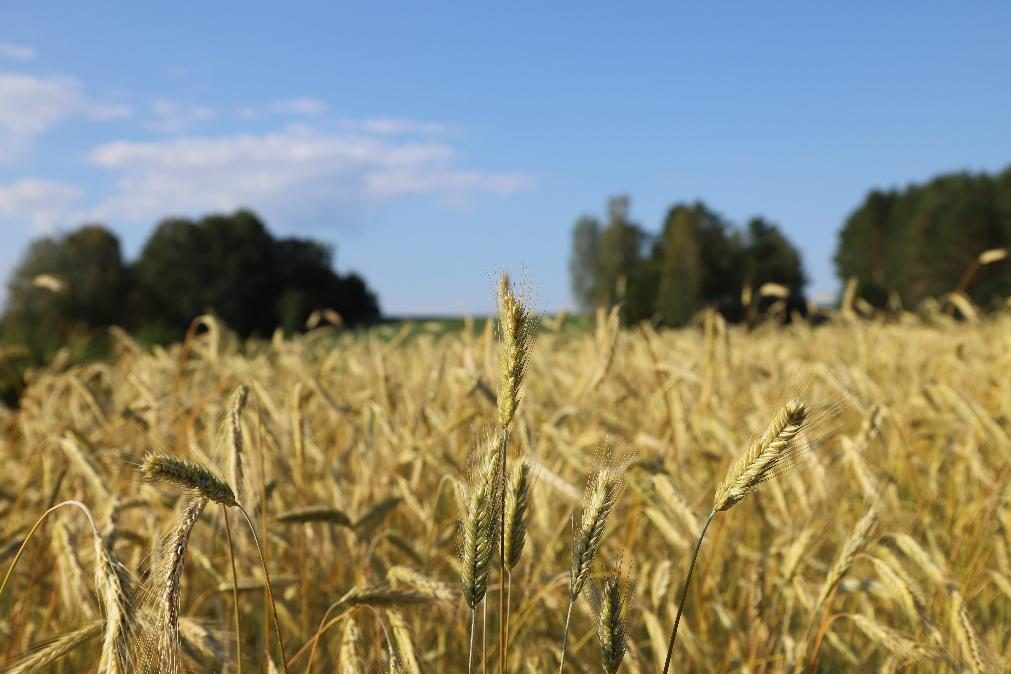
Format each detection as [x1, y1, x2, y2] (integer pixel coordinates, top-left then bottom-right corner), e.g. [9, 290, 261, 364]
[2, 293, 1011, 673]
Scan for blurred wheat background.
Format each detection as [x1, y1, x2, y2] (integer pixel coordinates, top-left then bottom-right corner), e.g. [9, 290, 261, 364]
[2, 291, 1010, 672]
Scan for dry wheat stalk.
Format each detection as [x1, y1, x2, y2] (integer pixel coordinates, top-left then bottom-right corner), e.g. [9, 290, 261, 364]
[815, 505, 879, 609]
[388, 565, 457, 601]
[228, 384, 250, 504]
[275, 505, 352, 526]
[845, 614, 940, 662]
[339, 617, 363, 672]
[461, 434, 504, 673]
[388, 609, 421, 674]
[145, 496, 207, 674]
[663, 400, 810, 674]
[178, 618, 227, 671]
[94, 529, 134, 674]
[53, 522, 96, 619]
[950, 590, 995, 674]
[5, 620, 103, 673]
[560, 453, 626, 672]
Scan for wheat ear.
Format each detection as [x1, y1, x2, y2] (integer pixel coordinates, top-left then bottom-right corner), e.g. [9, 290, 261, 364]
[713, 399, 808, 511]
[6, 620, 104, 673]
[461, 434, 504, 673]
[950, 590, 995, 674]
[814, 506, 879, 609]
[597, 571, 632, 674]
[496, 272, 536, 674]
[663, 399, 809, 674]
[502, 458, 532, 667]
[560, 456, 626, 673]
[496, 273, 535, 430]
[139, 452, 236, 506]
[147, 497, 207, 674]
[229, 384, 250, 504]
[94, 526, 134, 674]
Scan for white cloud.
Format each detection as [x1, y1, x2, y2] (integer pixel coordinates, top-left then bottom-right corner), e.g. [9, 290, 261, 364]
[267, 98, 327, 116]
[0, 178, 83, 231]
[87, 124, 532, 225]
[237, 97, 328, 119]
[343, 118, 452, 136]
[0, 73, 133, 160]
[145, 99, 215, 133]
[0, 42, 35, 61]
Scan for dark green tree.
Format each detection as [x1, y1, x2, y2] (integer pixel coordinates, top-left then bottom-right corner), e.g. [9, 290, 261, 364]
[132, 210, 276, 336]
[655, 205, 702, 326]
[596, 196, 648, 312]
[569, 216, 601, 312]
[836, 166, 1011, 308]
[131, 210, 380, 338]
[742, 218, 807, 293]
[3, 225, 128, 356]
[272, 237, 379, 333]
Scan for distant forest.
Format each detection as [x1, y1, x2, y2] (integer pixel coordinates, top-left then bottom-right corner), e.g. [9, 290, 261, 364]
[571, 164, 1011, 325]
[1, 210, 380, 361]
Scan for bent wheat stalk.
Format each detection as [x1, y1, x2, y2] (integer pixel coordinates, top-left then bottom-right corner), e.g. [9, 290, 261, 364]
[662, 399, 808, 674]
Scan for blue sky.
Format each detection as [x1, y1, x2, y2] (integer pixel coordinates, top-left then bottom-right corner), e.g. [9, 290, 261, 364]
[1, 2, 1010, 315]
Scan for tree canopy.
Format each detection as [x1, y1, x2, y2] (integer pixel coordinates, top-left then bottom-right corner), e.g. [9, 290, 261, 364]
[835, 166, 1011, 308]
[570, 196, 807, 326]
[2, 211, 380, 359]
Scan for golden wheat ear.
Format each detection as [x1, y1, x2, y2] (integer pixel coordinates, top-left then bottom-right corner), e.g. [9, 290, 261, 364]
[559, 450, 629, 673]
[663, 399, 811, 674]
[713, 399, 808, 512]
[139, 453, 236, 506]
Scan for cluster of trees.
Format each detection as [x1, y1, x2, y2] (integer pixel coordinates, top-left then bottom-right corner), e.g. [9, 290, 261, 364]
[1, 210, 380, 360]
[570, 196, 807, 325]
[835, 165, 1011, 308]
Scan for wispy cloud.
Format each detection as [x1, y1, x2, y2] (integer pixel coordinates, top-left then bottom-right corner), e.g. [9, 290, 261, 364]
[0, 73, 132, 160]
[0, 42, 35, 61]
[87, 123, 532, 226]
[237, 97, 328, 119]
[338, 118, 454, 136]
[145, 99, 215, 133]
[0, 178, 83, 231]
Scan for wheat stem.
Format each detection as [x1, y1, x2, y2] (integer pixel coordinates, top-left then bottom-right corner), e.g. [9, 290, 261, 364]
[558, 599, 574, 673]
[662, 509, 716, 674]
[236, 504, 289, 673]
[223, 505, 242, 674]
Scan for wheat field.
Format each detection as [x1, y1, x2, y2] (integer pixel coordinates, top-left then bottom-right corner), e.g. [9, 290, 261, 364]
[1, 292, 1010, 672]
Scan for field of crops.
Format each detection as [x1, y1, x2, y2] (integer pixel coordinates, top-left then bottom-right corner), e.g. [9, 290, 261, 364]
[2, 289, 1010, 673]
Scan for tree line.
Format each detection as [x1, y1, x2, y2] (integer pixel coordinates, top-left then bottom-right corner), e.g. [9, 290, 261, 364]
[573, 164, 1011, 324]
[570, 196, 806, 326]
[1, 210, 380, 361]
[835, 164, 1011, 309]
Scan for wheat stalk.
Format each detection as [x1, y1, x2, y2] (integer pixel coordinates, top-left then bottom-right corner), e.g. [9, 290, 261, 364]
[144, 497, 207, 674]
[814, 506, 879, 609]
[461, 434, 504, 673]
[5, 620, 104, 673]
[950, 590, 995, 674]
[560, 454, 626, 672]
[229, 384, 250, 504]
[663, 399, 809, 674]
